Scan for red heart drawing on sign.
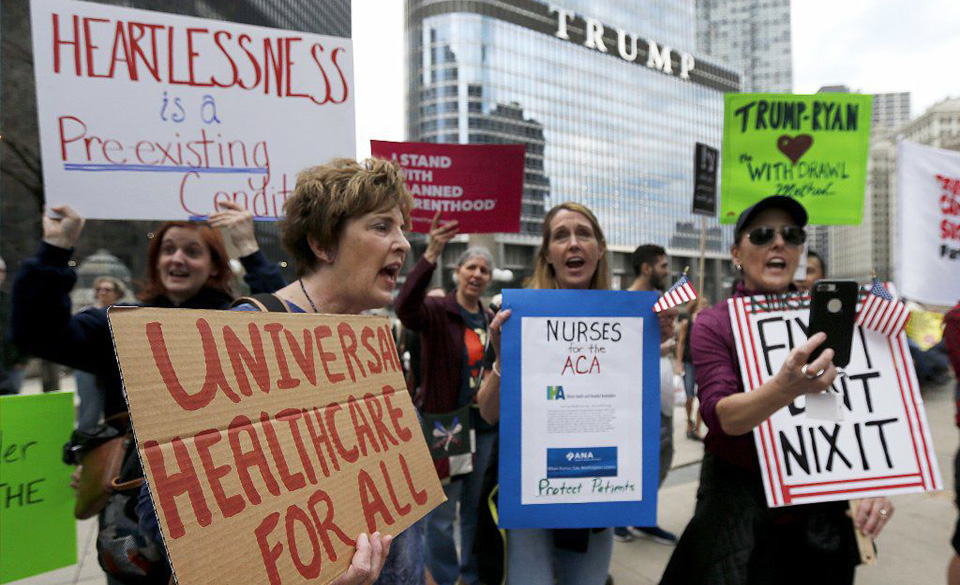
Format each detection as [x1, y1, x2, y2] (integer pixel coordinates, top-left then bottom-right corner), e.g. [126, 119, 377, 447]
[777, 134, 814, 165]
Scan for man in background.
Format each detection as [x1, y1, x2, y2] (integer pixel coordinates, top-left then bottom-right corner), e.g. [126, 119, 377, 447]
[795, 249, 825, 292]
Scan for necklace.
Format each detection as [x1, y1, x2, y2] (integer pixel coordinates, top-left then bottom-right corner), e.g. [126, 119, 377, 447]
[298, 279, 319, 313]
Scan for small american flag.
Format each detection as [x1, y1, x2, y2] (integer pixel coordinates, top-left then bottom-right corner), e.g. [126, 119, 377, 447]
[653, 273, 698, 313]
[856, 277, 910, 337]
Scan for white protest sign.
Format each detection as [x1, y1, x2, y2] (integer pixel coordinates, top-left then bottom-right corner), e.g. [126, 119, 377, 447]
[729, 293, 942, 508]
[520, 317, 644, 505]
[30, 0, 355, 220]
[897, 140, 960, 306]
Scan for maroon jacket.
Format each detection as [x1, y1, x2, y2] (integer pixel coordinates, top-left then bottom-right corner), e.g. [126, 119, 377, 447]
[394, 256, 493, 414]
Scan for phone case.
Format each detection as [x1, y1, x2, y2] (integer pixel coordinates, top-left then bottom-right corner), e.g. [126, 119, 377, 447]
[807, 280, 860, 368]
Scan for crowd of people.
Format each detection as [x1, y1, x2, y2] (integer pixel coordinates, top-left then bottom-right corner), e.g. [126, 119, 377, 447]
[6, 155, 958, 585]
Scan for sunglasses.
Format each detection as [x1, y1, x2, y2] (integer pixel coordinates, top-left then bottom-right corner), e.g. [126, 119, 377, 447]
[745, 225, 806, 247]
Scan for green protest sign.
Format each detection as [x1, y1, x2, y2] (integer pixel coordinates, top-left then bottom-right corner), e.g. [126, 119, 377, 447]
[0, 392, 76, 583]
[720, 93, 872, 225]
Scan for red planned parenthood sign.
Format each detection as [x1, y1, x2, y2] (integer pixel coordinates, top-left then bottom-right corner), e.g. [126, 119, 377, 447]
[371, 141, 524, 234]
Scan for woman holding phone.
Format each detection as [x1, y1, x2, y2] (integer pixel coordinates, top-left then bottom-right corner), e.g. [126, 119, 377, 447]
[477, 202, 613, 585]
[660, 195, 893, 585]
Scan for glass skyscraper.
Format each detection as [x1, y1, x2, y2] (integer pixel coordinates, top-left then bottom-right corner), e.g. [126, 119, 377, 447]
[406, 0, 740, 296]
[696, 0, 792, 93]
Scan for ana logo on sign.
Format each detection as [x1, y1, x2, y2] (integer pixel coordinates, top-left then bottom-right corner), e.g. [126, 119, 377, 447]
[565, 451, 598, 462]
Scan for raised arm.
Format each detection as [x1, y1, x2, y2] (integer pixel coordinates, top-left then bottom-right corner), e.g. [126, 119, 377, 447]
[394, 211, 458, 329]
[209, 200, 285, 294]
[11, 205, 115, 374]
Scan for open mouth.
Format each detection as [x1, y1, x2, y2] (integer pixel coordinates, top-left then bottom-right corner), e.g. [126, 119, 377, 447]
[766, 258, 787, 270]
[167, 268, 190, 279]
[565, 257, 586, 269]
[379, 263, 401, 283]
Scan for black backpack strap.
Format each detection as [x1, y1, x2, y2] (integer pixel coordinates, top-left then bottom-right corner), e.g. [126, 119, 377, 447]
[229, 293, 291, 313]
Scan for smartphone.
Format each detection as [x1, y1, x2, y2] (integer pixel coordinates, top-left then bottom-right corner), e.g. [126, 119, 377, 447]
[807, 279, 859, 368]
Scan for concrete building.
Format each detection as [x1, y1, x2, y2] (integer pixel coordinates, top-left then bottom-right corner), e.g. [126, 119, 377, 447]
[405, 0, 740, 299]
[899, 98, 960, 150]
[695, 0, 792, 93]
[873, 92, 911, 132]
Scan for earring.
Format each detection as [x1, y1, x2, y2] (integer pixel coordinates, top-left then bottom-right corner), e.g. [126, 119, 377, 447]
[735, 263, 742, 271]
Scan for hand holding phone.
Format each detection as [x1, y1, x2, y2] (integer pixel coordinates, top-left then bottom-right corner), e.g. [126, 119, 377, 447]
[807, 279, 859, 368]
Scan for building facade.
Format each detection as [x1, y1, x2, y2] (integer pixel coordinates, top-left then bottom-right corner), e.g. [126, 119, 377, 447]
[695, 0, 792, 93]
[873, 92, 911, 132]
[405, 0, 740, 298]
[899, 98, 960, 150]
[812, 87, 911, 281]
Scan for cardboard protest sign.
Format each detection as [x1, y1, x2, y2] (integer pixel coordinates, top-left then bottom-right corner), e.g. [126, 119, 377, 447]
[109, 308, 444, 585]
[721, 93, 872, 225]
[897, 140, 960, 306]
[729, 293, 942, 508]
[30, 0, 355, 220]
[370, 141, 525, 234]
[498, 290, 661, 529]
[0, 392, 76, 583]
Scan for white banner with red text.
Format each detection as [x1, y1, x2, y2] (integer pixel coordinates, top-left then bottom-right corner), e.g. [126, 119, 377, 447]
[897, 140, 960, 306]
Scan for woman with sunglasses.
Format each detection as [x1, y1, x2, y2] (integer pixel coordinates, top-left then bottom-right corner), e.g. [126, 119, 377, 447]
[660, 196, 893, 585]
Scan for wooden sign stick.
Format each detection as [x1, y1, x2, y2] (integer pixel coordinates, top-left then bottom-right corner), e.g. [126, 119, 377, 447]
[849, 499, 877, 565]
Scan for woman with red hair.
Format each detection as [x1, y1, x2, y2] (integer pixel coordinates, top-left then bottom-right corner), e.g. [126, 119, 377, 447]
[12, 201, 284, 420]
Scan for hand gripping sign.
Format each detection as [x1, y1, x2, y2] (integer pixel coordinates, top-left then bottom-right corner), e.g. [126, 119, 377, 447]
[728, 293, 942, 508]
[109, 308, 444, 585]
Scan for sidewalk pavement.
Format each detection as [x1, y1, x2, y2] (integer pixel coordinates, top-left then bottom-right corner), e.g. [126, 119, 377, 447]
[9, 375, 958, 585]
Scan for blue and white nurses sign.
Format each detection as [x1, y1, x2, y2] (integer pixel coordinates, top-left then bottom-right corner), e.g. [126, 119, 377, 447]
[498, 290, 661, 529]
